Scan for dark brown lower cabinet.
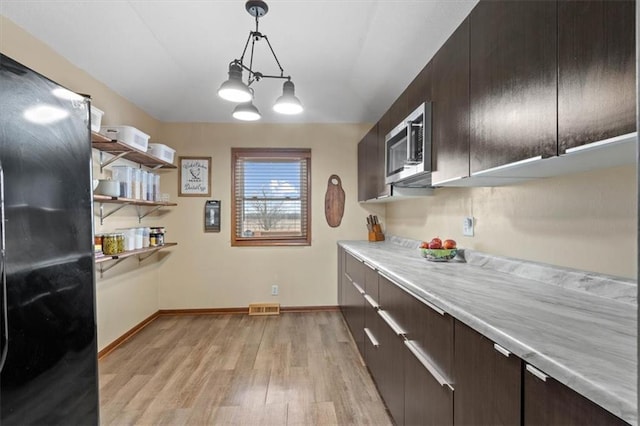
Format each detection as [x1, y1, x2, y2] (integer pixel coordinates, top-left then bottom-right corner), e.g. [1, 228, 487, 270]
[524, 365, 629, 426]
[342, 273, 365, 357]
[454, 321, 521, 426]
[404, 343, 453, 426]
[376, 316, 405, 425]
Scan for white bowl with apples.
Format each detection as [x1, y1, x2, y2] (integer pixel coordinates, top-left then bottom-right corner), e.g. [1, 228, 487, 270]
[419, 237, 458, 261]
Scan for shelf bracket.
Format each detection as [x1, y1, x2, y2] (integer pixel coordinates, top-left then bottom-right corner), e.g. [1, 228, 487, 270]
[99, 258, 127, 277]
[136, 205, 164, 223]
[138, 249, 161, 263]
[99, 151, 128, 173]
[100, 202, 132, 225]
[150, 165, 163, 171]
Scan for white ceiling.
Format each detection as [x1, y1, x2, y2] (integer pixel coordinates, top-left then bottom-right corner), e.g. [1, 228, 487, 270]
[1, 0, 478, 123]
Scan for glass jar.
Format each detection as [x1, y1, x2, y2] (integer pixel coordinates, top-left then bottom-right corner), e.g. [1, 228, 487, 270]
[115, 232, 125, 253]
[102, 234, 118, 255]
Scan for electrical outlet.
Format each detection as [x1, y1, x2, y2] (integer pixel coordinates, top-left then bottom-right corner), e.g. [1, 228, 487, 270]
[271, 285, 279, 296]
[463, 217, 474, 237]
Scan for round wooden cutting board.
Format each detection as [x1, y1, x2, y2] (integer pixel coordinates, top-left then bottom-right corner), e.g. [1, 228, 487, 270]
[325, 174, 345, 227]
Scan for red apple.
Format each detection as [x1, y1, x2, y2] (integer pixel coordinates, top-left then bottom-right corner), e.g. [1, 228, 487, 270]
[443, 239, 457, 249]
[428, 237, 442, 249]
[419, 241, 429, 249]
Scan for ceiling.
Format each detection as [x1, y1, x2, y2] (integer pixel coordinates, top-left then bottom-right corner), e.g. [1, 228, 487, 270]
[1, 0, 478, 124]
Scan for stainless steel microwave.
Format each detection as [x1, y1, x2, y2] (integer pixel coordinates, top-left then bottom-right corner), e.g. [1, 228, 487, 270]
[384, 102, 432, 187]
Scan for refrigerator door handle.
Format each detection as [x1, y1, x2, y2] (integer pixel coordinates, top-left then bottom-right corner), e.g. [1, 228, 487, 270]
[0, 160, 7, 372]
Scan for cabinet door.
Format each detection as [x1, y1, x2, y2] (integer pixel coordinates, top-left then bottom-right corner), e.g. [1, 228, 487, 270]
[469, 1, 557, 174]
[357, 138, 368, 202]
[431, 17, 470, 184]
[343, 253, 365, 356]
[404, 295, 454, 426]
[558, 0, 636, 152]
[337, 246, 344, 307]
[376, 275, 406, 425]
[377, 115, 391, 198]
[524, 364, 628, 426]
[454, 321, 521, 426]
[406, 63, 432, 115]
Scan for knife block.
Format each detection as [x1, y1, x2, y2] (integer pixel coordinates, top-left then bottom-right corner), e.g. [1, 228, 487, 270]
[368, 224, 385, 242]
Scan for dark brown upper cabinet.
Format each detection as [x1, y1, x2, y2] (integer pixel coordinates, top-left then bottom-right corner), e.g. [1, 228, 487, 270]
[469, 1, 558, 174]
[431, 18, 471, 185]
[558, 0, 636, 153]
[357, 125, 381, 202]
[406, 63, 432, 115]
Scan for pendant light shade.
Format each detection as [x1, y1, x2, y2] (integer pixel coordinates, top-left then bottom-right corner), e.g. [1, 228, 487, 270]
[232, 102, 261, 121]
[273, 80, 303, 115]
[218, 63, 252, 103]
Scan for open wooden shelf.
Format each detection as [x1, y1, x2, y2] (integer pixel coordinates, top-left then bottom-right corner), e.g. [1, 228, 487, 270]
[95, 242, 177, 264]
[93, 194, 177, 207]
[91, 131, 177, 169]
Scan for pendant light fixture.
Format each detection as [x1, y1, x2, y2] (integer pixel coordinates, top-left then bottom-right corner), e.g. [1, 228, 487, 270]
[217, 0, 303, 121]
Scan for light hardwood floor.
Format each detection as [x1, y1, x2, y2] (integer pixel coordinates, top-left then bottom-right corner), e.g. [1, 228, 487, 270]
[99, 311, 393, 425]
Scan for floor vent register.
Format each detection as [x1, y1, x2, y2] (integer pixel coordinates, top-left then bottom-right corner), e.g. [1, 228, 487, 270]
[248, 303, 281, 316]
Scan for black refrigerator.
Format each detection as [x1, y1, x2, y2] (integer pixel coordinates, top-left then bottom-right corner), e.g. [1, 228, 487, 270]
[0, 54, 99, 424]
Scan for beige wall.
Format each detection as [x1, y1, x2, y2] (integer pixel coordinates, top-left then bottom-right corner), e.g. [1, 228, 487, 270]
[155, 122, 377, 308]
[1, 16, 164, 350]
[386, 165, 638, 279]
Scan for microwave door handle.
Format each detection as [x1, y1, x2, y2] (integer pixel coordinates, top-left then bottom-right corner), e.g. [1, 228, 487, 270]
[406, 120, 414, 164]
[0, 160, 7, 372]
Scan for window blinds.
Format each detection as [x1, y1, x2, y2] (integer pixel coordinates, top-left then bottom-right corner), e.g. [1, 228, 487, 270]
[232, 148, 311, 246]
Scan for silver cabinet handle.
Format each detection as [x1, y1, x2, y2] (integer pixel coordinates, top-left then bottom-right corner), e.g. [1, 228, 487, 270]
[493, 343, 511, 358]
[351, 281, 365, 295]
[364, 294, 379, 310]
[526, 364, 548, 382]
[364, 327, 379, 348]
[344, 272, 353, 283]
[377, 310, 405, 337]
[423, 299, 445, 316]
[0, 160, 7, 372]
[363, 261, 376, 271]
[404, 340, 454, 391]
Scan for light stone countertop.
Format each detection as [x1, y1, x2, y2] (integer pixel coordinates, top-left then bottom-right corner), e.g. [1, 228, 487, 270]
[338, 237, 637, 425]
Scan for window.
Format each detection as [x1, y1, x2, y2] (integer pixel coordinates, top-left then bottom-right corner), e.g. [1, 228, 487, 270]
[231, 148, 311, 246]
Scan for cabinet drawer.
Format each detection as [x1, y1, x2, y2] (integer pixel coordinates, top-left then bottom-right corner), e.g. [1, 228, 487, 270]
[363, 261, 379, 301]
[345, 252, 365, 287]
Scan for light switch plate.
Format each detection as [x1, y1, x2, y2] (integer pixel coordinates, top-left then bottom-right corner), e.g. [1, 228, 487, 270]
[463, 217, 474, 237]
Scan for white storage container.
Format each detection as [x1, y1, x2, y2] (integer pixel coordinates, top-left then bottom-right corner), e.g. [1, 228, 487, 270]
[90, 106, 104, 132]
[147, 173, 156, 201]
[154, 174, 161, 201]
[133, 168, 142, 200]
[100, 125, 150, 152]
[141, 171, 148, 201]
[111, 166, 133, 198]
[148, 143, 176, 164]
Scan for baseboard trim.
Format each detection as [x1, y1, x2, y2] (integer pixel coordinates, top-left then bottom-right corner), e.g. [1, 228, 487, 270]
[158, 307, 248, 315]
[98, 305, 340, 360]
[97, 311, 159, 360]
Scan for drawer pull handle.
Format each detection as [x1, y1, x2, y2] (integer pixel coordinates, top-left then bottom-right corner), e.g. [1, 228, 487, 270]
[364, 327, 379, 348]
[493, 343, 511, 357]
[377, 310, 406, 337]
[423, 299, 445, 316]
[364, 294, 379, 310]
[404, 340, 454, 391]
[363, 261, 376, 271]
[526, 364, 548, 382]
[352, 281, 365, 295]
[344, 273, 353, 283]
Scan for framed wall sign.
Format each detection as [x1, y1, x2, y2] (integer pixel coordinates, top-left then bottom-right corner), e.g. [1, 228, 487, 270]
[179, 156, 211, 197]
